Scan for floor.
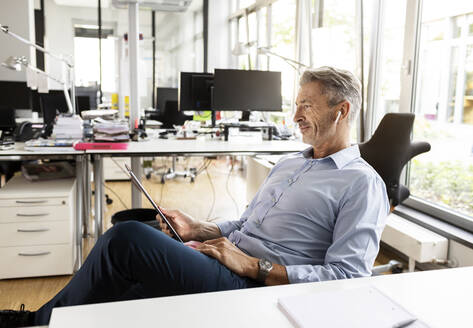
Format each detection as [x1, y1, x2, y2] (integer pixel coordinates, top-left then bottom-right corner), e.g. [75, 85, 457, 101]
[0, 156, 397, 312]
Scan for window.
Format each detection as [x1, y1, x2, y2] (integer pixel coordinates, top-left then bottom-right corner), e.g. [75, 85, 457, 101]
[74, 26, 117, 93]
[270, 0, 296, 113]
[370, 0, 408, 128]
[230, 0, 296, 120]
[409, 1, 473, 220]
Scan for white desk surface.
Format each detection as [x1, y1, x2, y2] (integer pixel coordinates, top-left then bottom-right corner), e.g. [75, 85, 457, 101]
[0, 142, 83, 157]
[84, 139, 308, 156]
[49, 266, 473, 328]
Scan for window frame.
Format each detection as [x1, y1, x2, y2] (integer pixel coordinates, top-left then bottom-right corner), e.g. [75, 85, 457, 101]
[396, 0, 473, 233]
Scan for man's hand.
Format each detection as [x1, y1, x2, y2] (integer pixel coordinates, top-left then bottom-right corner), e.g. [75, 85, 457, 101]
[197, 237, 290, 286]
[157, 208, 221, 242]
[195, 237, 259, 279]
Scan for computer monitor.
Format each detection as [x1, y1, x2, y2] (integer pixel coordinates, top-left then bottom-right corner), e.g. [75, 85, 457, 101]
[0, 106, 16, 136]
[156, 87, 178, 113]
[0, 81, 32, 110]
[179, 72, 213, 111]
[39, 90, 70, 127]
[160, 100, 193, 129]
[76, 86, 99, 112]
[212, 69, 282, 112]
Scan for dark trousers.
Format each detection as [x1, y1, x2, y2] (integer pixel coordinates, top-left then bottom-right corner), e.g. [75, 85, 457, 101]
[34, 221, 260, 325]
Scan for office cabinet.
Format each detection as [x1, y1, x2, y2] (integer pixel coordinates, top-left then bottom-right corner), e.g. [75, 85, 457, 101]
[103, 157, 130, 180]
[0, 175, 76, 279]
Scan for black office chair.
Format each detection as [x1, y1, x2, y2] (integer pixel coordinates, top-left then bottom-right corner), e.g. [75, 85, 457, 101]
[360, 113, 431, 275]
[359, 113, 431, 208]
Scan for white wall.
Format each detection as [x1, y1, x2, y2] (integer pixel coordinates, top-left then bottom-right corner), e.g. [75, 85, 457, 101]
[0, 0, 36, 82]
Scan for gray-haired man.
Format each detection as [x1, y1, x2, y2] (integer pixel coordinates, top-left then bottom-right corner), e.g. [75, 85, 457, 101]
[1, 67, 389, 327]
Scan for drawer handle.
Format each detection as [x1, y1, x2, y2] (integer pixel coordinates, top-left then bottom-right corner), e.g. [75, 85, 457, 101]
[18, 251, 51, 256]
[16, 213, 50, 217]
[15, 200, 48, 204]
[17, 228, 50, 233]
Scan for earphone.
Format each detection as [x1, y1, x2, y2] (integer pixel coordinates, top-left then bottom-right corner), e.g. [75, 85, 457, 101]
[334, 111, 342, 124]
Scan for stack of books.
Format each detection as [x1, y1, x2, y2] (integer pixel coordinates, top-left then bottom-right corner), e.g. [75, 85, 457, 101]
[52, 115, 83, 140]
[93, 119, 130, 142]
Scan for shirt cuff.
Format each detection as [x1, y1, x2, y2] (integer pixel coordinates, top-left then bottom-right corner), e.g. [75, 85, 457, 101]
[216, 221, 239, 237]
[285, 265, 302, 284]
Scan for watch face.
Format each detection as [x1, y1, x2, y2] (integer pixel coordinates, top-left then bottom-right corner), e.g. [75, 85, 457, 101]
[259, 259, 273, 271]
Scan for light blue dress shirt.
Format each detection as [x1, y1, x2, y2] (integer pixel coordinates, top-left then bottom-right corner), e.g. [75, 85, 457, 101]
[217, 145, 390, 284]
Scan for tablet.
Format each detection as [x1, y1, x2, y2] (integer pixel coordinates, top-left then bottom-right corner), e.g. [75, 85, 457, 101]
[124, 164, 183, 243]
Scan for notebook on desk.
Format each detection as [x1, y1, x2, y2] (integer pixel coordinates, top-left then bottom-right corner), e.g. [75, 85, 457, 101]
[278, 286, 430, 328]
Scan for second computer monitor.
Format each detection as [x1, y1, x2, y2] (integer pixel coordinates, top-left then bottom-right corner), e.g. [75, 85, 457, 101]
[212, 69, 282, 112]
[179, 72, 214, 111]
[156, 87, 178, 112]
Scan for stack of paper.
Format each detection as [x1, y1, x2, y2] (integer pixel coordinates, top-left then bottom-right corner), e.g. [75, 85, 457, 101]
[278, 286, 429, 328]
[93, 119, 130, 142]
[52, 115, 83, 139]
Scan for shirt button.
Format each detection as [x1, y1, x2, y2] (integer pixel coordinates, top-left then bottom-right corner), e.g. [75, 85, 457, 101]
[288, 178, 293, 183]
[272, 197, 276, 203]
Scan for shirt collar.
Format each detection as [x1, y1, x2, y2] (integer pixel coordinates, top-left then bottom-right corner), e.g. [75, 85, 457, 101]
[301, 144, 360, 169]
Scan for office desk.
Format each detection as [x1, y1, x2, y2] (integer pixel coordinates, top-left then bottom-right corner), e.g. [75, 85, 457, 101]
[48, 266, 473, 328]
[0, 143, 86, 269]
[86, 139, 307, 236]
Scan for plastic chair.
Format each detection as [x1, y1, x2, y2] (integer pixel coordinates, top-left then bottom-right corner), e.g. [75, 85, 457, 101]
[359, 113, 431, 208]
[359, 113, 431, 274]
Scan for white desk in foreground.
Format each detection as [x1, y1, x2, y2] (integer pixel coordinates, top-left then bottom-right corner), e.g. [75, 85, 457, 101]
[49, 266, 472, 328]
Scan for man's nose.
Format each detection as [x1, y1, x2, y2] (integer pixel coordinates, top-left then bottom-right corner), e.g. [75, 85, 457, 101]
[293, 106, 303, 123]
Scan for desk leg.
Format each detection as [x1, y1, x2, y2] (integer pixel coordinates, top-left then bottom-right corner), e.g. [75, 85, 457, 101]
[83, 155, 91, 237]
[75, 155, 85, 270]
[94, 154, 104, 238]
[131, 156, 142, 208]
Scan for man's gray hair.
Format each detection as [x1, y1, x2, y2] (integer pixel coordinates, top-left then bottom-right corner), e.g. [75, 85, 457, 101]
[299, 66, 362, 124]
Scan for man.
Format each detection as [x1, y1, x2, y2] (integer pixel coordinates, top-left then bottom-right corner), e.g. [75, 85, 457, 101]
[0, 66, 389, 327]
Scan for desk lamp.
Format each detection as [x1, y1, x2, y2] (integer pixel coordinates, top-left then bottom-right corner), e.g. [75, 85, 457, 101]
[0, 24, 76, 114]
[2, 56, 74, 114]
[257, 46, 311, 72]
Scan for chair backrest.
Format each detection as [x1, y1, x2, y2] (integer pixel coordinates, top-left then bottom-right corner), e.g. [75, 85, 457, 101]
[358, 113, 430, 207]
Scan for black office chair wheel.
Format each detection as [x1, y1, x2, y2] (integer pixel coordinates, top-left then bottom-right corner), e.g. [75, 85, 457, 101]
[161, 176, 165, 184]
[145, 172, 151, 180]
[105, 194, 113, 205]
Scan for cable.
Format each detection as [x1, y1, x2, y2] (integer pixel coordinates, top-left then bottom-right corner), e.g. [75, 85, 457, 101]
[110, 157, 130, 176]
[205, 167, 216, 220]
[226, 157, 240, 219]
[103, 182, 128, 209]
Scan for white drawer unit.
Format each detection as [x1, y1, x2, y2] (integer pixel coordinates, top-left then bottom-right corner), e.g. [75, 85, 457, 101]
[103, 157, 131, 181]
[0, 175, 76, 279]
[0, 244, 75, 278]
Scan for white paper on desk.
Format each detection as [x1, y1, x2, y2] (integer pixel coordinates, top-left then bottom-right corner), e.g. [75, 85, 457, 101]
[278, 286, 429, 328]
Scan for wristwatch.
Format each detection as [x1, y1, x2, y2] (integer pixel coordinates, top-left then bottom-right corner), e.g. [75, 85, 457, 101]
[257, 258, 273, 284]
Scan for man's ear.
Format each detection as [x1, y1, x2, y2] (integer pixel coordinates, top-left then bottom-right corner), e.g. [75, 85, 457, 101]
[338, 101, 351, 121]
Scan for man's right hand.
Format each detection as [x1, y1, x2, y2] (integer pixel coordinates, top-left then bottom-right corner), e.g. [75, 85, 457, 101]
[157, 208, 221, 242]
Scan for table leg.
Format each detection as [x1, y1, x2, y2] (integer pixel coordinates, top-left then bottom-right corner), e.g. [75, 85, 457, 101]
[83, 155, 91, 237]
[94, 154, 104, 238]
[75, 155, 84, 270]
[131, 156, 142, 208]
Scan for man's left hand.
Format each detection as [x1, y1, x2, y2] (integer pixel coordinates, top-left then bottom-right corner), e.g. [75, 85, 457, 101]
[196, 237, 258, 279]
